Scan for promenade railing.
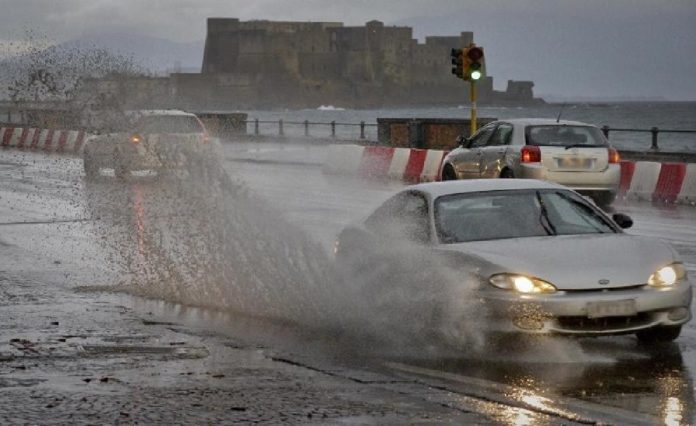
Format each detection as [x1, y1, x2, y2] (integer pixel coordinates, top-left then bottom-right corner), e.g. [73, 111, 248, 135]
[244, 119, 378, 141]
[243, 118, 695, 152]
[600, 126, 696, 151]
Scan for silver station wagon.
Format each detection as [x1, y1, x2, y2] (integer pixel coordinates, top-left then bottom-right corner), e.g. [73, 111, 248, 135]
[335, 180, 691, 343]
[441, 119, 621, 208]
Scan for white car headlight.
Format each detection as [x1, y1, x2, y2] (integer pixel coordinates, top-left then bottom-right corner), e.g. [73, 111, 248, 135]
[489, 274, 557, 294]
[648, 263, 686, 287]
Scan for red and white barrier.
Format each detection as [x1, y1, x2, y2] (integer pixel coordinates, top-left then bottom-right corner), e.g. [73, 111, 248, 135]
[326, 145, 696, 205]
[618, 160, 696, 205]
[677, 163, 696, 205]
[324, 144, 447, 183]
[0, 127, 88, 154]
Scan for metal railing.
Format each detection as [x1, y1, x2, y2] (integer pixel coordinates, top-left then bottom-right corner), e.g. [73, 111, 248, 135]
[245, 119, 377, 140]
[601, 125, 696, 151]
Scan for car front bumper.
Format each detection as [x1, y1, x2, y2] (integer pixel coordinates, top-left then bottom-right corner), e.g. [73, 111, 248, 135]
[482, 280, 692, 335]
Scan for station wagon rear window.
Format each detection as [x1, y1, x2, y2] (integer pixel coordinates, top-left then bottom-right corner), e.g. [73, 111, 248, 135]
[525, 125, 607, 148]
[135, 116, 204, 134]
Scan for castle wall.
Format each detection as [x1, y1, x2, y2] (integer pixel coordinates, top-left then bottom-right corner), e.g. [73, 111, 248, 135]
[101, 18, 540, 109]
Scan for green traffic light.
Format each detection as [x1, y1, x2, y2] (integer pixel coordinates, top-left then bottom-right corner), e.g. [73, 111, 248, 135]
[471, 70, 482, 80]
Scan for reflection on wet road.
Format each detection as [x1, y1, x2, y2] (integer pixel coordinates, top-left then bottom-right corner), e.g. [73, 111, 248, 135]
[1, 148, 695, 423]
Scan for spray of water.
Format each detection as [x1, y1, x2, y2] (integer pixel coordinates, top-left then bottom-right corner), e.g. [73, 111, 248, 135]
[83, 144, 499, 357]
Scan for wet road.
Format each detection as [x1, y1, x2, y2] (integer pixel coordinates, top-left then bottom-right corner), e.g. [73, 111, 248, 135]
[1, 145, 695, 424]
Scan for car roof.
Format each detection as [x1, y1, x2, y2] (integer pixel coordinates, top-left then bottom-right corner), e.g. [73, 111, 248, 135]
[498, 118, 595, 127]
[408, 179, 568, 199]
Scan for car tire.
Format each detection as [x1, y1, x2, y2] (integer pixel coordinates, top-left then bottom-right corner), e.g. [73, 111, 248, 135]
[84, 154, 99, 181]
[636, 325, 682, 344]
[114, 153, 129, 181]
[591, 192, 616, 210]
[499, 169, 514, 179]
[441, 165, 457, 181]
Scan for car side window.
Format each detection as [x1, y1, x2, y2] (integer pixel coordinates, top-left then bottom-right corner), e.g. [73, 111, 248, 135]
[468, 125, 496, 148]
[365, 191, 430, 243]
[487, 123, 513, 146]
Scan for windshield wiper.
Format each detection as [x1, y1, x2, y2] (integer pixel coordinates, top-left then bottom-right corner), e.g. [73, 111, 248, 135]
[535, 192, 557, 236]
[564, 144, 604, 150]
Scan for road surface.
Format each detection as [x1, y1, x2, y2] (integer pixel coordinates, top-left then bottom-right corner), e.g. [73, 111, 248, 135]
[1, 144, 694, 424]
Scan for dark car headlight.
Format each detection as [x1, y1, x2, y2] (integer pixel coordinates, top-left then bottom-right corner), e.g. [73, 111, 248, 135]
[489, 273, 557, 294]
[648, 263, 687, 287]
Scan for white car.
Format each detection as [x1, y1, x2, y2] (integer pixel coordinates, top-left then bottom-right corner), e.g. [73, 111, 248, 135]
[441, 119, 621, 208]
[83, 110, 213, 180]
[335, 179, 691, 342]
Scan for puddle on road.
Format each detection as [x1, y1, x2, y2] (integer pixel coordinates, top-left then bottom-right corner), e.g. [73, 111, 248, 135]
[77, 149, 696, 423]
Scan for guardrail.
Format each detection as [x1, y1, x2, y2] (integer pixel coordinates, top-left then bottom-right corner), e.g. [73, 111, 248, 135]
[601, 126, 696, 151]
[243, 119, 696, 150]
[245, 119, 378, 140]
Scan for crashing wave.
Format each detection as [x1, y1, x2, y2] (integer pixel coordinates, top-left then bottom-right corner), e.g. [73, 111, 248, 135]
[317, 105, 345, 111]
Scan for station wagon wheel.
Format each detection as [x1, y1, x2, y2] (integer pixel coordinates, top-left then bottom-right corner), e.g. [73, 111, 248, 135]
[636, 325, 682, 344]
[83, 153, 99, 181]
[114, 152, 129, 181]
[499, 168, 514, 179]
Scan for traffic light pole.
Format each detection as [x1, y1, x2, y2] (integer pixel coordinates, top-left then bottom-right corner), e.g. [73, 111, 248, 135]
[470, 80, 477, 135]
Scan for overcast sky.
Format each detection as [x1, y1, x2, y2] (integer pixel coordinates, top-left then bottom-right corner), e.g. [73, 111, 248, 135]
[1, 0, 695, 100]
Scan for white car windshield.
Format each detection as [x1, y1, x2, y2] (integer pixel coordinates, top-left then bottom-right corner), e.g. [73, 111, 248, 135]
[525, 125, 607, 147]
[435, 189, 617, 243]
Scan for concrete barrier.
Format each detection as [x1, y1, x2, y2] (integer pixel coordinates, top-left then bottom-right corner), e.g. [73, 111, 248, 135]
[0, 126, 87, 154]
[324, 144, 448, 183]
[324, 145, 696, 205]
[677, 163, 696, 205]
[626, 161, 662, 201]
[653, 163, 686, 204]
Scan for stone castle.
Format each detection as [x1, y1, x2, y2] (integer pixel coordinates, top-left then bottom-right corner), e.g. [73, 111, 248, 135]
[80, 18, 540, 110]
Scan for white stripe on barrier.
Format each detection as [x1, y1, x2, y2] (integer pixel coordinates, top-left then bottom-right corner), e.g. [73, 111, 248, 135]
[387, 148, 411, 180]
[677, 163, 696, 204]
[420, 150, 446, 182]
[36, 129, 50, 149]
[323, 144, 365, 174]
[64, 131, 79, 151]
[626, 161, 661, 200]
[8, 128, 22, 147]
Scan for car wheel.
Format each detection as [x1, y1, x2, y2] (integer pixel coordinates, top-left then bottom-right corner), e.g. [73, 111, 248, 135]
[591, 192, 616, 210]
[83, 154, 99, 181]
[636, 325, 682, 344]
[441, 165, 457, 181]
[114, 154, 129, 181]
[499, 168, 514, 179]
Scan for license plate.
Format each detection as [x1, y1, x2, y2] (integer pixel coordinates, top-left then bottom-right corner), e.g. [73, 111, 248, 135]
[586, 300, 637, 319]
[557, 157, 593, 169]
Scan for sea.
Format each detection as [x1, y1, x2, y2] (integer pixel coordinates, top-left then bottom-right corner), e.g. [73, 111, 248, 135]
[243, 102, 696, 153]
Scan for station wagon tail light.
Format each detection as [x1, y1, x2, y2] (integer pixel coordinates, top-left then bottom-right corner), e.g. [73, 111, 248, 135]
[608, 147, 620, 163]
[489, 273, 557, 294]
[130, 134, 142, 144]
[648, 263, 686, 287]
[521, 145, 541, 163]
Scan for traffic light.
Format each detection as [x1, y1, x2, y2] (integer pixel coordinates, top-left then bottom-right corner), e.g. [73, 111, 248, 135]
[464, 45, 485, 81]
[450, 48, 464, 79]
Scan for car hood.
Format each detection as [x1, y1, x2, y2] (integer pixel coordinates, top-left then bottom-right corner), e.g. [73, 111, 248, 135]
[436, 233, 679, 290]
